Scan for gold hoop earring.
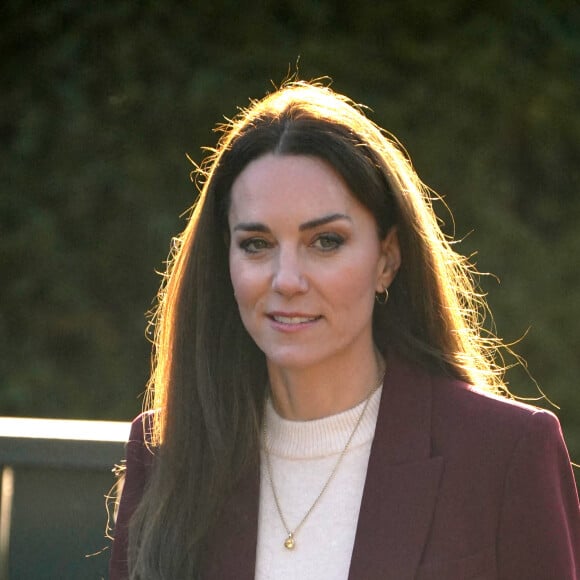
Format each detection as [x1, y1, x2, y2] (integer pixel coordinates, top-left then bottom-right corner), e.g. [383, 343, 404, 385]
[375, 287, 389, 305]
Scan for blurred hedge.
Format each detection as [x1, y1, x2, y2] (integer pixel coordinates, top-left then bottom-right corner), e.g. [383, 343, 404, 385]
[1, 0, 579, 462]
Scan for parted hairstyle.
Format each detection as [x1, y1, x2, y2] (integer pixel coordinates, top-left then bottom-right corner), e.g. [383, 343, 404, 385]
[126, 81, 508, 578]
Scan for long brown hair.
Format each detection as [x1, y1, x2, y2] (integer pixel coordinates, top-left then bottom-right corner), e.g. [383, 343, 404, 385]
[127, 81, 507, 578]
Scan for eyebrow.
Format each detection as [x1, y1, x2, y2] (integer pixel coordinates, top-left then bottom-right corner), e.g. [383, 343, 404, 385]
[232, 213, 352, 233]
[299, 213, 352, 231]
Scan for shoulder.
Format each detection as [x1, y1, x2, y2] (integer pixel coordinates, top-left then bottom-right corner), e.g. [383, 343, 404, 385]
[431, 372, 559, 439]
[389, 352, 563, 449]
[428, 374, 580, 522]
[109, 411, 157, 579]
[128, 410, 156, 444]
[126, 410, 157, 474]
[424, 371, 572, 473]
[384, 354, 567, 465]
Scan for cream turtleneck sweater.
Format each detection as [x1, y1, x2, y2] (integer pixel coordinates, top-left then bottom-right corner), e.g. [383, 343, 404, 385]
[255, 387, 382, 580]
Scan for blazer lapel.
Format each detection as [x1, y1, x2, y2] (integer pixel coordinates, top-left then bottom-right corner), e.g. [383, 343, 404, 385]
[348, 355, 444, 580]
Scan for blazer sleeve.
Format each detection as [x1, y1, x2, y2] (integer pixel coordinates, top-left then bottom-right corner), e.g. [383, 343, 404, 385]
[497, 409, 580, 579]
[109, 413, 154, 580]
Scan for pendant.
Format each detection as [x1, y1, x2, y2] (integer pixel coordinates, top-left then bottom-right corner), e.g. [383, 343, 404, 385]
[284, 533, 295, 550]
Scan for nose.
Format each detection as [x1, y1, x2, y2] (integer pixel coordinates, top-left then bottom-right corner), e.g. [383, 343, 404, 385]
[271, 247, 308, 296]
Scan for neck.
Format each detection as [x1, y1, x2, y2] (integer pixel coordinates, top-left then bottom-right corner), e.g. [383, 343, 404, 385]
[267, 347, 385, 420]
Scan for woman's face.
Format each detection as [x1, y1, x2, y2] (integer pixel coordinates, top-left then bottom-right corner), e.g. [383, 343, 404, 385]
[228, 153, 399, 372]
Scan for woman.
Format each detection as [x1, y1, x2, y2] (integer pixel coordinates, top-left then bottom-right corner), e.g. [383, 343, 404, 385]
[109, 81, 580, 579]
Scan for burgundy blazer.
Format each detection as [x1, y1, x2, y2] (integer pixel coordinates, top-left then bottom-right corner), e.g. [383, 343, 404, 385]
[110, 356, 580, 579]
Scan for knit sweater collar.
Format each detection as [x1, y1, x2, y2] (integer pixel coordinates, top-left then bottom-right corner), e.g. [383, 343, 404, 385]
[263, 386, 382, 460]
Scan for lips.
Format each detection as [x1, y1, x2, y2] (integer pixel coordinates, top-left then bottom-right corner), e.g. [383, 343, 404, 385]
[269, 313, 321, 324]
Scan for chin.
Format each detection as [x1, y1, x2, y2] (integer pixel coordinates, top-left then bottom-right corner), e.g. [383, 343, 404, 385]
[263, 348, 332, 371]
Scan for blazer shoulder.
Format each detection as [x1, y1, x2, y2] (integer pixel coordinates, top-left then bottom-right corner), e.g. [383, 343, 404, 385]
[128, 410, 156, 445]
[434, 373, 557, 427]
[429, 373, 566, 460]
[109, 411, 156, 579]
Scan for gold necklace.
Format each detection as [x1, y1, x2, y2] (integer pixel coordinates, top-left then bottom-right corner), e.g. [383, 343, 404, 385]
[262, 372, 384, 551]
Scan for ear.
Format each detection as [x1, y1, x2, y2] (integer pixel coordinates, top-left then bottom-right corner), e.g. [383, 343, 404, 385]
[376, 226, 401, 293]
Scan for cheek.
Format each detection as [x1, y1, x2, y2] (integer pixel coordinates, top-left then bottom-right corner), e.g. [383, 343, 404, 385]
[329, 261, 378, 304]
[229, 247, 246, 290]
[229, 259, 263, 310]
[229, 256, 241, 294]
[229, 265, 246, 306]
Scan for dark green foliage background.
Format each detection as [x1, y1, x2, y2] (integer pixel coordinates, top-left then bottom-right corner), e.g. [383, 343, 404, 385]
[1, 1, 579, 463]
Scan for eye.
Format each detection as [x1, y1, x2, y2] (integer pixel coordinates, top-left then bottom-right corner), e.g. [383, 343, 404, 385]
[312, 233, 345, 251]
[238, 237, 272, 254]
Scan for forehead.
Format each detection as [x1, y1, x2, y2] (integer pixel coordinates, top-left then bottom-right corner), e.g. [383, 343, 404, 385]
[228, 154, 359, 222]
